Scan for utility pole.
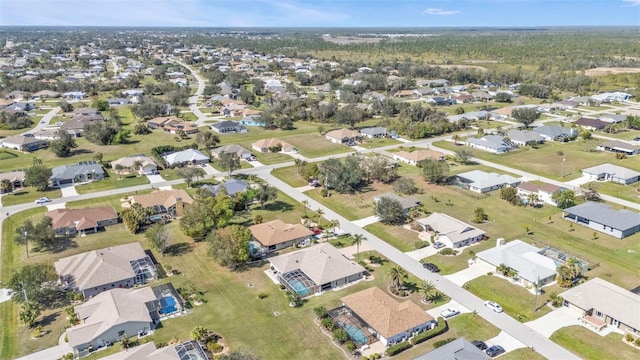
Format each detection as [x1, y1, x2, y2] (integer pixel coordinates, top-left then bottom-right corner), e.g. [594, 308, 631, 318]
[19, 281, 28, 303]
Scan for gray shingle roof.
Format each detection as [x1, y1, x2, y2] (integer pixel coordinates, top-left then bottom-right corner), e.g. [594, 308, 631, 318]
[51, 161, 105, 182]
[563, 202, 640, 231]
[582, 163, 640, 180]
[414, 338, 490, 360]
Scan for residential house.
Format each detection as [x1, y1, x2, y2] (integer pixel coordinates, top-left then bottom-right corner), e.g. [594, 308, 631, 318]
[581, 163, 640, 184]
[477, 240, 558, 287]
[107, 98, 130, 106]
[563, 202, 640, 239]
[360, 127, 388, 138]
[121, 89, 144, 97]
[560, 278, 640, 335]
[252, 138, 295, 153]
[373, 192, 420, 215]
[129, 189, 193, 217]
[425, 97, 455, 106]
[200, 178, 249, 197]
[598, 114, 627, 124]
[72, 107, 99, 116]
[0, 135, 48, 152]
[325, 128, 360, 144]
[575, 117, 608, 131]
[50, 161, 105, 187]
[0, 170, 25, 193]
[392, 149, 445, 166]
[110, 155, 158, 175]
[506, 129, 545, 146]
[338, 287, 435, 346]
[533, 125, 577, 142]
[47, 206, 119, 236]
[162, 148, 210, 167]
[66, 283, 183, 357]
[211, 144, 253, 160]
[596, 140, 640, 156]
[98, 341, 207, 360]
[147, 116, 198, 135]
[62, 91, 87, 100]
[452, 170, 521, 193]
[210, 120, 248, 134]
[394, 90, 417, 98]
[591, 92, 632, 103]
[268, 243, 365, 296]
[414, 338, 490, 360]
[54, 242, 158, 298]
[31, 90, 61, 100]
[517, 181, 566, 206]
[249, 219, 313, 253]
[466, 135, 513, 154]
[417, 213, 487, 248]
[239, 114, 265, 127]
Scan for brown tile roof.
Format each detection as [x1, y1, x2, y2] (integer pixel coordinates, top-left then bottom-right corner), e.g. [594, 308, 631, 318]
[250, 219, 313, 247]
[242, 109, 262, 116]
[0, 170, 25, 182]
[47, 206, 118, 231]
[131, 189, 193, 209]
[517, 181, 539, 193]
[538, 182, 562, 194]
[325, 128, 360, 140]
[340, 287, 433, 338]
[148, 116, 180, 127]
[252, 138, 293, 150]
[395, 149, 445, 162]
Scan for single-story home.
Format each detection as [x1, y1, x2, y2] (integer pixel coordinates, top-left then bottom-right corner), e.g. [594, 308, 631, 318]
[252, 138, 295, 153]
[452, 170, 521, 193]
[466, 135, 513, 154]
[506, 129, 545, 146]
[392, 149, 445, 166]
[67, 283, 182, 357]
[325, 128, 360, 144]
[147, 116, 198, 135]
[598, 114, 627, 124]
[268, 243, 365, 297]
[516, 181, 566, 206]
[50, 161, 106, 187]
[477, 240, 557, 287]
[417, 213, 487, 248]
[239, 114, 265, 127]
[532, 125, 577, 142]
[54, 242, 158, 299]
[200, 178, 249, 196]
[98, 340, 207, 360]
[211, 144, 253, 160]
[210, 120, 247, 134]
[373, 192, 420, 215]
[562, 202, 640, 239]
[591, 91, 632, 103]
[47, 206, 119, 236]
[581, 163, 640, 185]
[0, 135, 48, 152]
[360, 127, 388, 138]
[107, 98, 130, 106]
[561, 277, 640, 335]
[62, 91, 87, 100]
[596, 140, 640, 156]
[250, 219, 313, 253]
[163, 148, 210, 167]
[31, 90, 61, 99]
[414, 338, 490, 360]
[338, 287, 435, 346]
[575, 117, 608, 131]
[130, 189, 193, 217]
[0, 170, 25, 193]
[111, 155, 158, 175]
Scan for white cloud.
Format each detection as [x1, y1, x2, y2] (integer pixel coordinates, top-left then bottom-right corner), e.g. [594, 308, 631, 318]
[424, 8, 460, 16]
[622, 0, 640, 5]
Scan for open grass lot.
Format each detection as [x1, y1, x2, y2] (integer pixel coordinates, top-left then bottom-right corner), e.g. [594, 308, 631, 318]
[422, 241, 495, 275]
[1, 186, 62, 206]
[446, 313, 500, 341]
[365, 223, 423, 252]
[465, 275, 552, 322]
[359, 136, 401, 149]
[591, 129, 640, 141]
[434, 139, 640, 181]
[305, 180, 395, 220]
[271, 165, 308, 188]
[75, 171, 149, 195]
[283, 133, 353, 158]
[551, 326, 639, 360]
[500, 348, 548, 360]
[585, 181, 640, 204]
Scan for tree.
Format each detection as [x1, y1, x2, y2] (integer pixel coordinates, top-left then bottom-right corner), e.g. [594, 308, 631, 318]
[180, 191, 235, 240]
[472, 208, 488, 223]
[92, 99, 109, 111]
[581, 183, 601, 201]
[387, 266, 408, 292]
[393, 177, 417, 195]
[49, 130, 77, 157]
[29, 217, 56, 251]
[454, 149, 473, 164]
[190, 326, 209, 341]
[334, 105, 366, 128]
[419, 279, 436, 302]
[420, 159, 449, 184]
[218, 351, 260, 360]
[19, 301, 41, 328]
[195, 131, 220, 150]
[301, 200, 309, 217]
[121, 203, 153, 233]
[494, 92, 513, 103]
[315, 208, 325, 226]
[57, 101, 74, 113]
[499, 187, 520, 206]
[177, 167, 205, 188]
[93, 152, 104, 164]
[512, 107, 541, 128]
[218, 152, 241, 177]
[363, 155, 397, 183]
[556, 258, 582, 288]
[207, 225, 252, 270]
[351, 234, 366, 260]
[552, 190, 576, 209]
[497, 263, 509, 276]
[24, 158, 52, 191]
[255, 183, 277, 210]
[1, 178, 12, 193]
[374, 196, 405, 225]
[145, 223, 169, 256]
[526, 193, 539, 207]
[7, 263, 58, 306]
[318, 155, 364, 194]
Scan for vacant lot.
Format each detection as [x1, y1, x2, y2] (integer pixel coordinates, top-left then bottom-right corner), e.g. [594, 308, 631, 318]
[1, 187, 62, 207]
[584, 181, 640, 204]
[584, 67, 640, 76]
[551, 326, 639, 360]
[284, 133, 353, 158]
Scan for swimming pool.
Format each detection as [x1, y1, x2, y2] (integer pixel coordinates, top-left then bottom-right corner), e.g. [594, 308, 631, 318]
[337, 321, 368, 345]
[288, 279, 310, 296]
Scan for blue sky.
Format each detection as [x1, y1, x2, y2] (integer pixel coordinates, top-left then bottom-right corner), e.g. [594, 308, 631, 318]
[1, 0, 639, 27]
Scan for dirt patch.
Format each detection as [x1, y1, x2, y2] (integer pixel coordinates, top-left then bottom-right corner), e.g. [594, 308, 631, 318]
[583, 67, 640, 77]
[431, 64, 488, 72]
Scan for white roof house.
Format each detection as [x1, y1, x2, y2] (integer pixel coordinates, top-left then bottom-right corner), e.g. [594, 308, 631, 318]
[453, 170, 521, 193]
[417, 213, 486, 248]
[581, 163, 640, 185]
[477, 240, 557, 286]
[466, 135, 513, 154]
[162, 149, 210, 166]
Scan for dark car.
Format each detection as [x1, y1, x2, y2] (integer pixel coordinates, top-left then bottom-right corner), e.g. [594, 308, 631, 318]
[471, 340, 488, 351]
[422, 262, 440, 273]
[486, 345, 505, 357]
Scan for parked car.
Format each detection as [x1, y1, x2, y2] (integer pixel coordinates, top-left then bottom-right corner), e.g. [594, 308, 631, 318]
[308, 179, 320, 187]
[433, 241, 446, 249]
[472, 340, 488, 351]
[486, 345, 505, 357]
[440, 307, 460, 318]
[345, 140, 356, 146]
[35, 197, 51, 204]
[247, 156, 257, 161]
[422, 262, 440, 273]
[200, 163, 208, 168]
[635, 137, 640, 141]
[484, 301, 503, 313]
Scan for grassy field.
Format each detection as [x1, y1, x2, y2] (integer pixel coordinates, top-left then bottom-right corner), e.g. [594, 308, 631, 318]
[75, 171, 149, 195]
[364, 223, 423, 252]
[551, 326, 639, 360]
[421, 241, 495, 275]
[1, 187, 62, 207]
[271, 166, 308, 188]
[500, 348, 548, 360]
[284, 134, 353, 158]
[583, 181, 640, 204]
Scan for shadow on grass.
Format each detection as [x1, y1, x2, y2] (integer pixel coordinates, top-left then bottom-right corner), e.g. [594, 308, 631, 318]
[38, 311, 60, 327]
[260, 200, 293, 212]
[165, 242, 192, 256]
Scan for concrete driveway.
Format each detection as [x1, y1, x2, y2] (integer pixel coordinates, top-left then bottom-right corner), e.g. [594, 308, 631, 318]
[200, 164, 221, 177]
[427, 299, 472, 318]
[0, 288, 11, 303]
[146, 173, 165, 184]
[352, 215, 379, 227]
[486, 330, 527, 353]
[444, 261, 494, 286]
[60, 185, 78, 197]
[525, 307, 581, 338]
[404, 246, 437, 261]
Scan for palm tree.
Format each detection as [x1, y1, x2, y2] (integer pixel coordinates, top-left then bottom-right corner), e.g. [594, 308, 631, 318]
[387, 265, 408, 293]
[315, 208, 324, 227]
[452, 134, 460, 145]
[133, 160, 143, 174]
[527, 193, 539, 207]
[301, 200, 309, 217]
[497, 263, 509, 276]
[351, 234, 365, 260]
[328, 219, 339, 235]
[419, 279, 436, 302]
[114, 164, 125, 180]
[428, 291, 446, 304]
[507, 268, 519, 281]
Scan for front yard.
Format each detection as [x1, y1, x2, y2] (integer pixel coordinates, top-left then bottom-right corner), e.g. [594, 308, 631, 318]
[551, 326, 639, 360]
[75, 171, 149, 195]
[1, 187, 62, 207]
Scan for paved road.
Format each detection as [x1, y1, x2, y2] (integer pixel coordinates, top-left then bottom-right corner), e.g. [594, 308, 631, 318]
[23, 106, 60, 135]
[169, 59, 209, 124]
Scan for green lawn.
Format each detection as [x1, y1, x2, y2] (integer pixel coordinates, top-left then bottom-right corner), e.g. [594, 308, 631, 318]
[421, 241, 495, 275]
[365, 223, 423, 252]
[465, 275, 552, 322]
[75, 172, 149, 195]
[284, 133, 353, 158]
[551, 326, 639, 360]
[446, 313, 500, 341]
[583, 181, 640, 204]
[1, 187, 62, 207]
[271, 166, 308, 188]
[500, 348, 547, 360]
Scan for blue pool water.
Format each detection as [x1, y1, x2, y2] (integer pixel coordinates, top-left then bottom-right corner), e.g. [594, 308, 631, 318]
[249, 242, 257, 255]
[288, 279, 310, 296]
[337, 321, 368, 345]
[160, 296, 177, 314]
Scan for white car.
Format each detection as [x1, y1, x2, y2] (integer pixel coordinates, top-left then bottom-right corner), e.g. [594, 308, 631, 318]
[34, 197, 51, 204]
[484, 301, 503, 313]
[440, 307, 460, 318]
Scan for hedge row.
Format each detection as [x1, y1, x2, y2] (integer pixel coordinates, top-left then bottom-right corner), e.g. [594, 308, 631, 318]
[385, 341, 412, 356]
[410, 317, 448, 345]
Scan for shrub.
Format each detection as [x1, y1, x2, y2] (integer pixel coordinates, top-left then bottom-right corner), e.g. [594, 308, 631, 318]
[635, 338, 640, 347]
[625, 333, 634, 342]
[253, 214, 263, 224]
[615, 153, 627, 160]
[321, 317, 336, 331]
[333, 328, 349, 343]
[487, 272, 493, 276]
[414, 241, 429, 249]
[345, 340, 356, 352]
[313, 306, 328, 319]
[370, 354, 381, 360]
[209, 342, 224, 353]
[434, 337, 456, 348]
[411, 317, 448, 345]
[257, 292, 269, 299]
[279, 284, 286, 290]
[385, 341, 412, 356]
[439, 248, 458, 256]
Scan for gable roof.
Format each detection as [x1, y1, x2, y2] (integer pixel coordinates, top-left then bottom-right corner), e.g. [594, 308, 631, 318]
[250, 219, 313, 247]
[466, 135, 511, 150]
[252, 138, 293, 150]
[46, 206, 118, 231]
[582, 163, 640, 180]
[517, 181, 563, 194]
[211, 144, 252, 157]
[200, 178, 249, 196]
[455, 170, 521, 190]
[110, 155, 157, 169]
[575, 117, 608, 129]
[360, 127, 387, 136]
[51, 161, 105, 181]
[325, 128, 359, 140]
[340, 287, 433, 339]
[0, 135, 47, 146]
[563, 202, 640, 231]
[414, 338, 490, 360]
[477, 240, 557, 283]
[0, 170, 25, 183]
[131, 189, 193, 209]
[560, 278, 640, 331]
[598, 140, 640, 153]
[533, 125, 572, 138]
[417, 213, 486, 244]
[211, 120, 246, 131]
[163, 148, 209, 165]
[374, 192, 420, 211]
[395, 149, 445, 162]
[506, 129, 545, 144]
[269, 243, 365, 286]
